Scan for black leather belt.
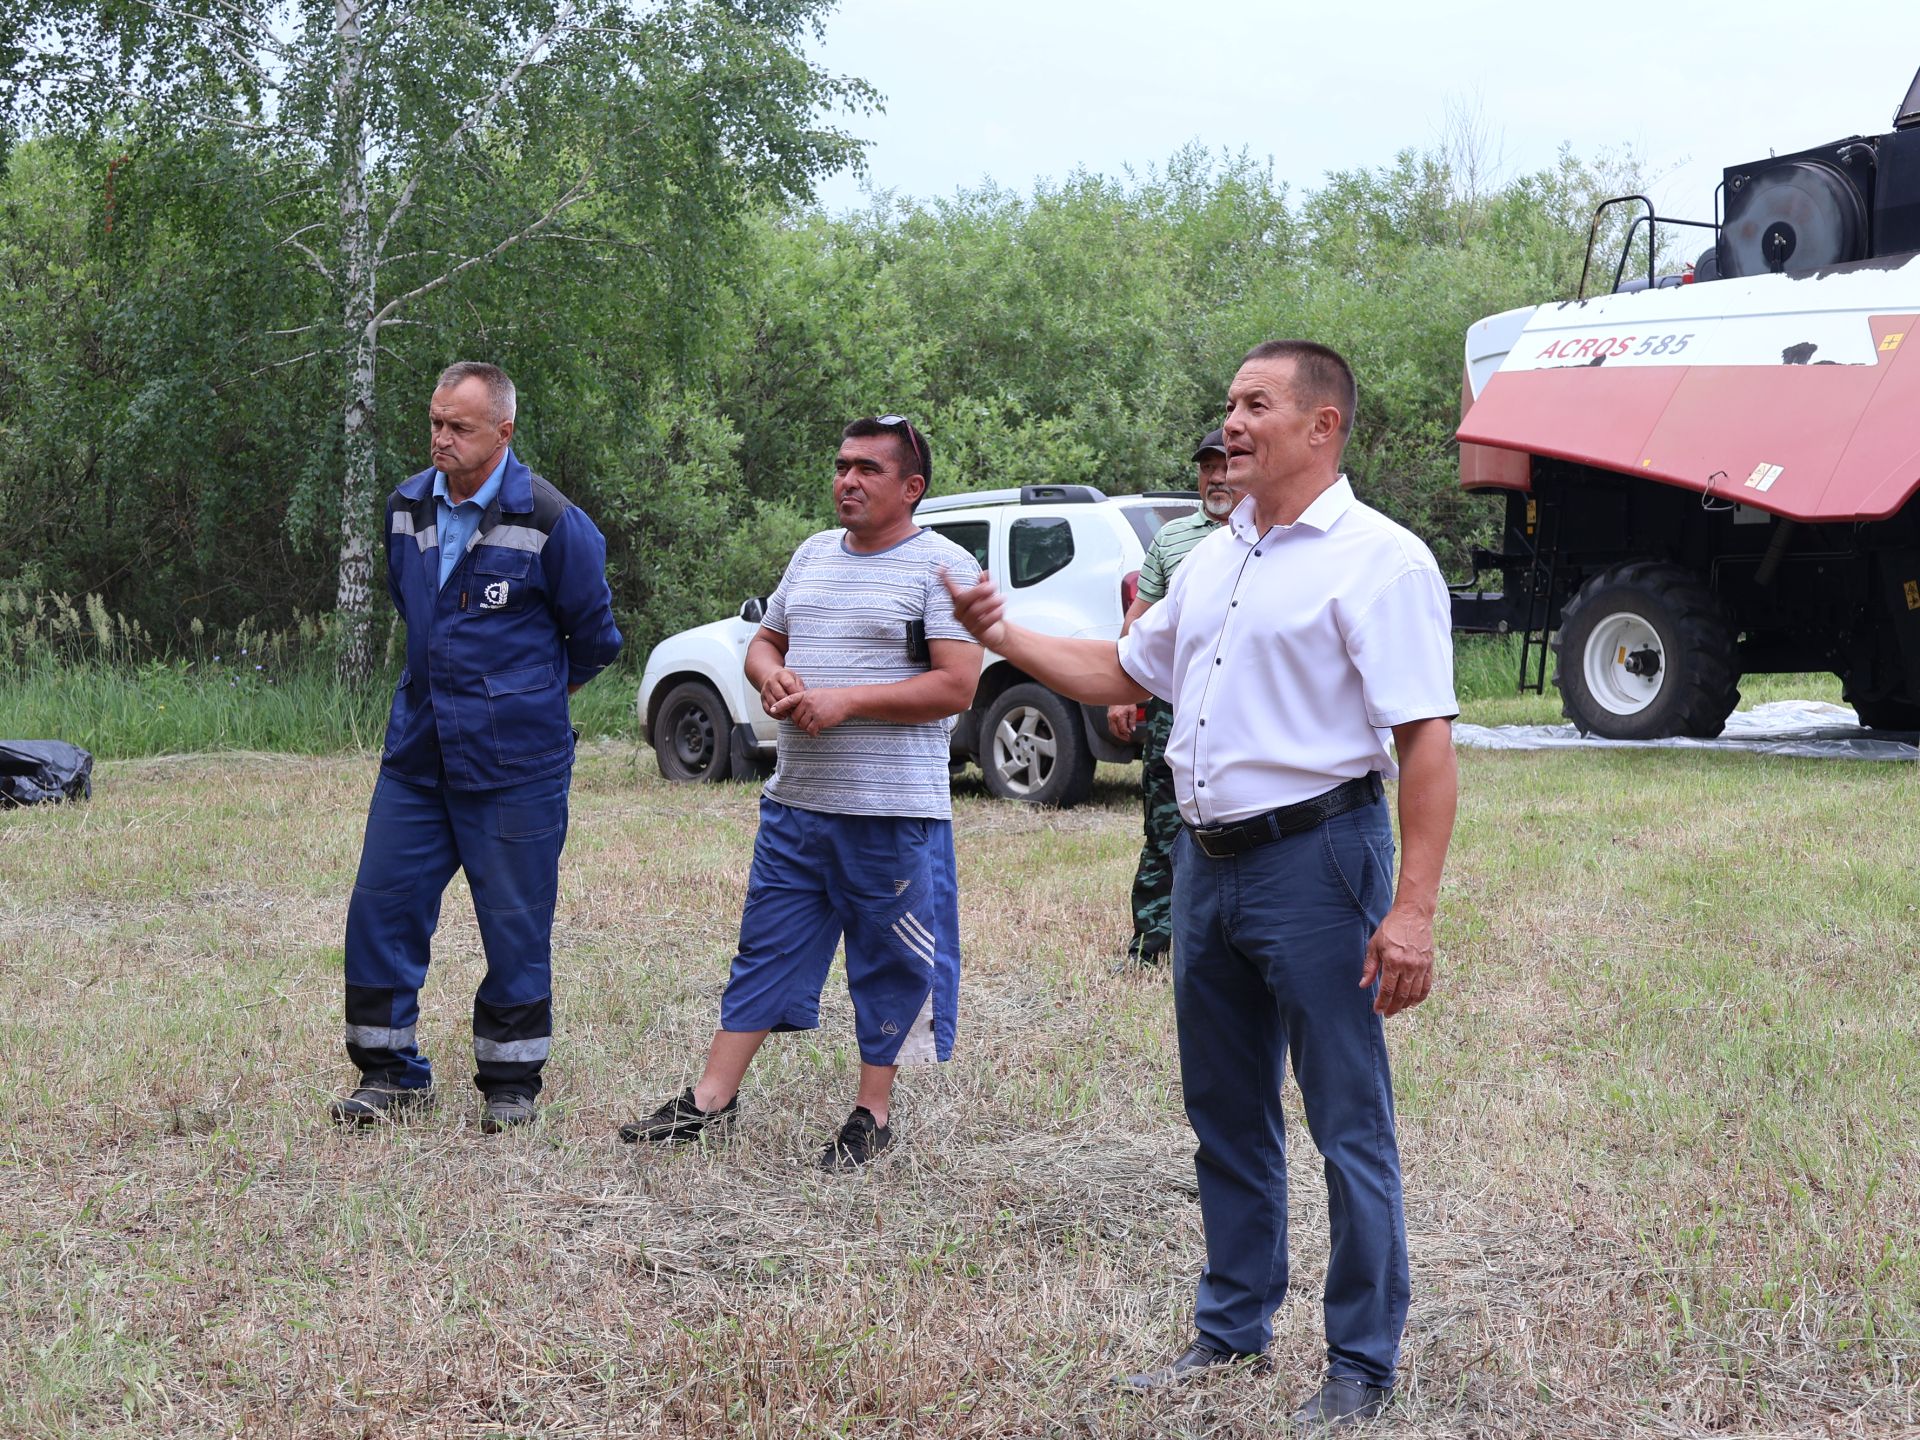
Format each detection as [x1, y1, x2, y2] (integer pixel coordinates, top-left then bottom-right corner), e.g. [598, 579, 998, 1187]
[1185, 773, 1384, 859]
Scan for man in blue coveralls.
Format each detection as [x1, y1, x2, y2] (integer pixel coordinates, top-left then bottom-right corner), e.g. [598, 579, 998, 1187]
[330, 361, 622, 1134]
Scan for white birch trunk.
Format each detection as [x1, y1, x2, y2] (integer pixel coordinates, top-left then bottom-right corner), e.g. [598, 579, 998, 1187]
[332, 0, 379, 684]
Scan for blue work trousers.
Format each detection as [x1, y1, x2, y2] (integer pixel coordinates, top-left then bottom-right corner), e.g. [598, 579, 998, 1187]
[1171, 797, 1408, 1387]
[343, 770, 569, 1096]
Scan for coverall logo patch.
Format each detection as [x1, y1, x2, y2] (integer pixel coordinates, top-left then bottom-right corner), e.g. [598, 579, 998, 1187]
[481, 581, 511, 609]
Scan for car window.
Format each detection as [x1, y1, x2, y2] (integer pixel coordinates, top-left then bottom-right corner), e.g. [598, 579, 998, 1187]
[928, 520, 990, 569]
[1010, 516, 1075, 587]
[1122, 503, 1198, 549]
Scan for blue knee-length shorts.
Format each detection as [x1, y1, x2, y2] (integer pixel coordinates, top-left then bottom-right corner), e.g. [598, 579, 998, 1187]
[719, 797, 960, 1065]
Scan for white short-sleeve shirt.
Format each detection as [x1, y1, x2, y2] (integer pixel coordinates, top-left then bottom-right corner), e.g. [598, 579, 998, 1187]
[1116, 476, 1457, 826]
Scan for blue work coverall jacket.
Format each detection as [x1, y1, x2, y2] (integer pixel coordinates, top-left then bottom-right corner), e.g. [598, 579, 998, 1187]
[379, 450, 623, 790]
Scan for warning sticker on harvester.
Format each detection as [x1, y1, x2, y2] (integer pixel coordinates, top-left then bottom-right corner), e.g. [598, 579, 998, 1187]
[1744, 463, 1784, 492]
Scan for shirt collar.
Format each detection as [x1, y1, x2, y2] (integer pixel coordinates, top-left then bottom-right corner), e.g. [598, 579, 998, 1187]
[1227, 474, 1355, 542]
[433, 451, 509, 510]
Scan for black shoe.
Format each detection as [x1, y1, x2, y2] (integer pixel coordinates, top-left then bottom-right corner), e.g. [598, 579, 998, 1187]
[1117, 1340, 1271, 1392]
[618, 1086, 737, 1144]
[817, 1105, 891, 1172]
[1115, 947, 1169, 974]
[1288, 1377, 1391, 1429]
[480, 1089, 538, 1134]
[329, 1082, 433, 1127]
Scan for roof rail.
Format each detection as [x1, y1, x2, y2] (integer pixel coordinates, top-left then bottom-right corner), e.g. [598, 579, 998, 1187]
[1140, 489, 1201, 501]
[919, 487, 1021, 514]
[1019, 484, 1105, 504]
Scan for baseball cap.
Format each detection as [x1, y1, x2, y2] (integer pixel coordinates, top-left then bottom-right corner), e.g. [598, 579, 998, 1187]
[1191, 428, 1226, 461]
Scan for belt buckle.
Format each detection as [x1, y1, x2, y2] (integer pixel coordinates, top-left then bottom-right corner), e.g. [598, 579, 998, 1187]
[1190, 824, 1229, 859]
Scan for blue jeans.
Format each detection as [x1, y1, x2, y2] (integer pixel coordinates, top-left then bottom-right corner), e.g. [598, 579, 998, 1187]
[1171, 797, 1408, 1387]
[343, 770, 569, 1096]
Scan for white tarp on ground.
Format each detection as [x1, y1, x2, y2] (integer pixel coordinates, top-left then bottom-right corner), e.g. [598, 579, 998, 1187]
[1455, 701, 1920, 762]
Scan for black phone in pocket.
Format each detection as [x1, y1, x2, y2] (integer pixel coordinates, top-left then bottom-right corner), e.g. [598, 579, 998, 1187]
[906, 618, 929, 664]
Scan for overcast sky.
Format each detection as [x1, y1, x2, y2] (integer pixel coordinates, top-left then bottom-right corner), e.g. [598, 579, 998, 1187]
[808, 1, 1920, 230]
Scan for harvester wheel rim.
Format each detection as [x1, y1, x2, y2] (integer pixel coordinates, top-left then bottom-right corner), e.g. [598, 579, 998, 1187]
[1582, 611, 1666, 716]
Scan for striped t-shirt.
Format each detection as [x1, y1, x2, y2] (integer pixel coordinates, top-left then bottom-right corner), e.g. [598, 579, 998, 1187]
[1136, 510, 1225, 603]
[761, 528, 983, 819]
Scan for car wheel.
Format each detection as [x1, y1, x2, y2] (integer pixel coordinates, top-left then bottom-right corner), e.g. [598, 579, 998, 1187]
[979, 682, 1096, 807]
[1553, 561, 1740, 739]
[651, 680, 735, 783]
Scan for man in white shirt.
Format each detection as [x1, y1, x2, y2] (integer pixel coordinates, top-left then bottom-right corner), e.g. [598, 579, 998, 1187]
[942, 341, 1458, 1429]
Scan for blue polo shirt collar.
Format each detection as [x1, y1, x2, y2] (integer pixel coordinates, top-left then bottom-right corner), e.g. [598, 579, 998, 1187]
[433, 452, 509, 588]
[433, 452, 508, 509]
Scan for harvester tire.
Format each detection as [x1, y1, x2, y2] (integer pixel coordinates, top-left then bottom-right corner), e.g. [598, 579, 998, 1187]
[1554, 562, 1740, 739]
[1843, 692, 1920, 732]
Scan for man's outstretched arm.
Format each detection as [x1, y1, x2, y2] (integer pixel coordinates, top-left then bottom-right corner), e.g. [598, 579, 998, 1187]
[940, 568, 1150, 706]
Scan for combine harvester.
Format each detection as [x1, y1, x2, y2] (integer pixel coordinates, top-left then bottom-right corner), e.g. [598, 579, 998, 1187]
[1454, 66, 1920, 738]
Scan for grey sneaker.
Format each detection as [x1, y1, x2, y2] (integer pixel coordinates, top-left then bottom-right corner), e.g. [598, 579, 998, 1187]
[329, 1082, 433, 1127]
[618, 1086, 737, 1144]
[817, 1105, 892, 1172]
[480, 1089, 538, 1134]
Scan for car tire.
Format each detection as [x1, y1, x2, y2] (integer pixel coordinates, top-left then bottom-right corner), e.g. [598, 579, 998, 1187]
[651, 680, 735, 783]
[1553, 561, 1740, 739]
[979, 682, 1096, 807]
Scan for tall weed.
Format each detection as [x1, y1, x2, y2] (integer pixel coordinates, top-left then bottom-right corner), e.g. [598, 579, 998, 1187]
[0, 587, 641, 758]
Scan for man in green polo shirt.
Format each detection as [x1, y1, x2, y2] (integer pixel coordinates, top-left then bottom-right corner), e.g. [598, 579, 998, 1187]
[1108, 428, 1237, 968]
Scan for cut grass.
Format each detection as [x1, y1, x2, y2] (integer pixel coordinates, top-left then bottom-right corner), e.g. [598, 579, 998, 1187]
[2, 742, 1916, 1437]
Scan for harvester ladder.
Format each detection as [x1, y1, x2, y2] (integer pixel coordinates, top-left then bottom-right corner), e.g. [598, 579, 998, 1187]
[1516, 490, 1561, 696]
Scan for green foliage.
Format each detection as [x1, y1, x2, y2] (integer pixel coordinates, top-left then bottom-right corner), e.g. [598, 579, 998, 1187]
[2, 113, 1645, 659]
[4, 0, 872, 673]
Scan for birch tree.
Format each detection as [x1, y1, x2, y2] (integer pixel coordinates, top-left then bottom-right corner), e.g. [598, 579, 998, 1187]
[11, 0, 870, 677]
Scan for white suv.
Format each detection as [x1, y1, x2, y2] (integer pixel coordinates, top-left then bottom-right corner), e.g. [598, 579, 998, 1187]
[638, 484, 1197, 807]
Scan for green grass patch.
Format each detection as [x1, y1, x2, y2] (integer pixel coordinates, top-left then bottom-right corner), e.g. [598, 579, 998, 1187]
[0, 655, 643, 759]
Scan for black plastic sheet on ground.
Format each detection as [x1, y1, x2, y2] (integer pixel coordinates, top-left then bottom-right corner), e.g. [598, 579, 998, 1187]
[0, 741, 94, 806]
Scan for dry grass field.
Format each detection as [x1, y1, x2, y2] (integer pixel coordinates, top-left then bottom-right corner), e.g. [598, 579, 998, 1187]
[3, 739, 1917, 1438]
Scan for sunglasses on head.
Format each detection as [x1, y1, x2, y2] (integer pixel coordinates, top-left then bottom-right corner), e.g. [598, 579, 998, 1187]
[874, 414, 927, 476]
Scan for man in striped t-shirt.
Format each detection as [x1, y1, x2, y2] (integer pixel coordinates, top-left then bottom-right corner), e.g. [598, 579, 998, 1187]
[621, 416, 982, 1170]
[1107, 427, 1237, 968]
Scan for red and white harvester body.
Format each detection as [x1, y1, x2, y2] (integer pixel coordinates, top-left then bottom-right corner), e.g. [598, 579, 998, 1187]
[1453, 67, 1920, 736]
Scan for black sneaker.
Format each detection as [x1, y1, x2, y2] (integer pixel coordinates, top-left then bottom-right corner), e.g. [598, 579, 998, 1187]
[818, 1105, 892, 1172]
[329, 1083, 433, 1127]
[1288, 1376, 1391, 1429]
[480, 1089, 538, 1134]
[617, 1086, 737, 1143]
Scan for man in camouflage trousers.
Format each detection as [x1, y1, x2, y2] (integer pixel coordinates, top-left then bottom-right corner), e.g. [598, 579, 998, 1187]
[1108, 428, 1237, 967]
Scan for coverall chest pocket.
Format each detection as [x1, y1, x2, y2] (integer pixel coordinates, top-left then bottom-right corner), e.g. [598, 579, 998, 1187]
[470, 548, 533, 613]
